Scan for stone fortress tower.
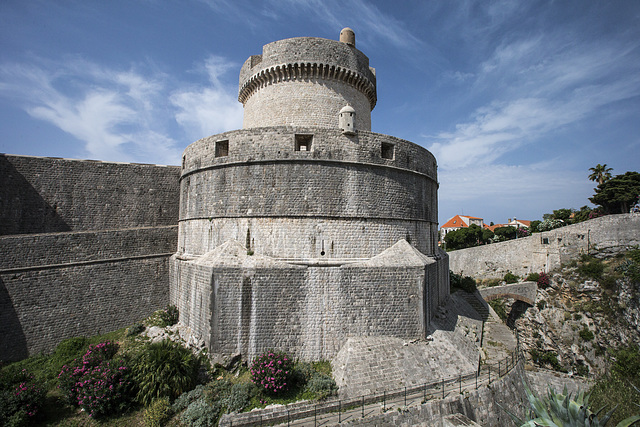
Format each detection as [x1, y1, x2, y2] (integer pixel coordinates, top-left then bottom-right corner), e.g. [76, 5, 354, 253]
[170, 28, 449, 362]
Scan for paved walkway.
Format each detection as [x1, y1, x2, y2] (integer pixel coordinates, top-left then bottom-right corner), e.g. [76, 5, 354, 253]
[221, 293, 521, 427]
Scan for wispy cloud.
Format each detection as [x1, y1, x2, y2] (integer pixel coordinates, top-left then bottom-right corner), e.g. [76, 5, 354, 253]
[428, 34, 640, 170]
[170, 56, 243, 141]
[0, 55, 242, 164]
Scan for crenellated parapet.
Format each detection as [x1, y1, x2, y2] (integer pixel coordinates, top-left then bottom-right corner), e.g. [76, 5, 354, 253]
[238, 62, 377, 110]
[239, 36, 377, 130]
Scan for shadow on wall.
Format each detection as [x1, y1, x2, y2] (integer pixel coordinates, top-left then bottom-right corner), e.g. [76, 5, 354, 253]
[0, 155, 71, 235]
[0, 276, 28, 361]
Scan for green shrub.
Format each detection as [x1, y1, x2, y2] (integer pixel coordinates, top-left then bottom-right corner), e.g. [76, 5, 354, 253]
[590, 346, 640, 426]
[171, 384, 207, 413]
[159, 305, 179, 327]
[304, 373, 337, 399]
[536, 300, 547, 310]
[180, 397, 223, 427]
[449, 271, 477, 293]
[143, 397, 173, 427]
[127, 323, 146, 337]
[0, 369, 46, 424]
[250, 350, 294, 395]
[577, 256, 604, 280]
[488, 298, 507, 321]
[460, 276, 477, 293]
[611, 346, 640, 379]
[526, 272, 540, 282]
[226, 382, 255, 413]
[529, 349, 565, 372]
[579, 327, 594, 341]
[503, 272, 519, 284]
[133, 340, 200, 406]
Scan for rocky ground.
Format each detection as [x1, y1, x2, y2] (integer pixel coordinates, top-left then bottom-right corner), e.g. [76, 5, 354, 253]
[503, 254, 640, 378]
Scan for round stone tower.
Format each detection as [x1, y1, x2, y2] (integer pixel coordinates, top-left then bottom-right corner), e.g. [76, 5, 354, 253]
[239, 32, 376, 131]
[171, 29, 449, 362]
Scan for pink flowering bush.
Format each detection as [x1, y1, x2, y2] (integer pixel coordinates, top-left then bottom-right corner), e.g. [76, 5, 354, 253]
[537, 272, 551, 289]
[74, 359, 132, 418]
[58, 341, 133, 417]
[0, 368, 46, 424]
[250, 351, 294, 394]
[58, 341, 120, 406]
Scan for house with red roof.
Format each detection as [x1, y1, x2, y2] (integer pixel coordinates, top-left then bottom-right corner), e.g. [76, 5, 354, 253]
[440, 215, 485, 237]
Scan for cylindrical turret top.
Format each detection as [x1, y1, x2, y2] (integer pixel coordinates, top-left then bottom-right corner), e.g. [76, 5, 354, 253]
[339, 27, 355, 46]
[238, 29, 377, 130]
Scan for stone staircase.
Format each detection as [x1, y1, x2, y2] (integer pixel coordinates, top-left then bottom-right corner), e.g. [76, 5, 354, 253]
[457, 291, 490, 320]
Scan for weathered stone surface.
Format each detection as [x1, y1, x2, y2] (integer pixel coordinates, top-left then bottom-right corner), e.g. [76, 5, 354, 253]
[449, 214, 640, 279]
[171, 31, 448, 362]
[0, 155, 180, 361]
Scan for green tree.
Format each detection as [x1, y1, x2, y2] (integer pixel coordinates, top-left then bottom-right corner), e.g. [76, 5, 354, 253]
[589, 163, 613, 186]
[589, 171, 640, 214]
[493, 226, 516, 241]
[444, 224, 490, 250]
[552, 208, 573, 222]
[529, 220, 542, 233]
[572, 205, 593, 223]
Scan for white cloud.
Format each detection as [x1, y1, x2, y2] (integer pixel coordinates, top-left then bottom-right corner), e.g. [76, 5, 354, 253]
[170, 55, 243, 140]
[0, 54, 245, 164]
[428, 35, 640, 170]
[0, 59, 180, 164]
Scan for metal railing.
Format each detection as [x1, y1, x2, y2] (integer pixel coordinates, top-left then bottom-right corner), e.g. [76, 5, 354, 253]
[220, 348, 523, 426]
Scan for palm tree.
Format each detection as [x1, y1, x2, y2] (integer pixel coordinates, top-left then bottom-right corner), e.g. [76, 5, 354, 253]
[589, 164, 613, 186]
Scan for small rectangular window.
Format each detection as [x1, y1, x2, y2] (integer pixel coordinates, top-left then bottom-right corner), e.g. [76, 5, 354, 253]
[215, 140, 229, 157]
[295, 134, 312, 151]
[381, 142, 394, 159]
[542, 237, 549, 245]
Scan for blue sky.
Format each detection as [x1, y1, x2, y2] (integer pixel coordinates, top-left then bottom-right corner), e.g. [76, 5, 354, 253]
[1, 0, 639, 226]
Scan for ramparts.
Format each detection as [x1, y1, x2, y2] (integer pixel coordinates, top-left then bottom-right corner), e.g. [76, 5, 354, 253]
[239, 37, 377, 130]
[449, 214, 640, 279]
[0, 154, 180, 361]
[179, 128, 439, 258]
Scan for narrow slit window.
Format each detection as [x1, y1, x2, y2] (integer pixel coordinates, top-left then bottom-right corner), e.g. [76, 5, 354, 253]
[381, 142, 394, 159]
[215, 140, 229, 157]
[295, 134, 313, 151]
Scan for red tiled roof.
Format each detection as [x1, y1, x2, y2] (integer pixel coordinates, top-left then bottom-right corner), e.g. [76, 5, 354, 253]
[440, 215, 483, 230]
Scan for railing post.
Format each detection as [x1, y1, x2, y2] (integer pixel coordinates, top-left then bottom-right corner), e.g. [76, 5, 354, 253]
[362, 395, 365, 418]
[314, 404, 317, 426]
[442, 378, 445, 399]
[459, 374, 462, 394]
[488, 366, 491, 384]
[499, 360, 501, 377]
[475, 371, 478, 389]
[287, 409, 290, 426]
[383, 391, 386, 412]
[404, 386, 407, 407]
[339, 401, 341, 423]
[424, 383, 427, 401]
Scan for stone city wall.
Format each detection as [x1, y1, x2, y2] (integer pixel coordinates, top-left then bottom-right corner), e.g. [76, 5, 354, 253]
[0, 155, 180, 361]
[1, 254, 171, 361]
[0, 154, 179, 235]
[449, 214, 640, 279]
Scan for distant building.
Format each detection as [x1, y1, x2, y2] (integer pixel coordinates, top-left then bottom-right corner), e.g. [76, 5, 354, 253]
[440, 215, 485, 237]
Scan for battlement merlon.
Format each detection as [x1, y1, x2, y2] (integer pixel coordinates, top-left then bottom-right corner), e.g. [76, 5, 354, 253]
[238, 34, 377, 129]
